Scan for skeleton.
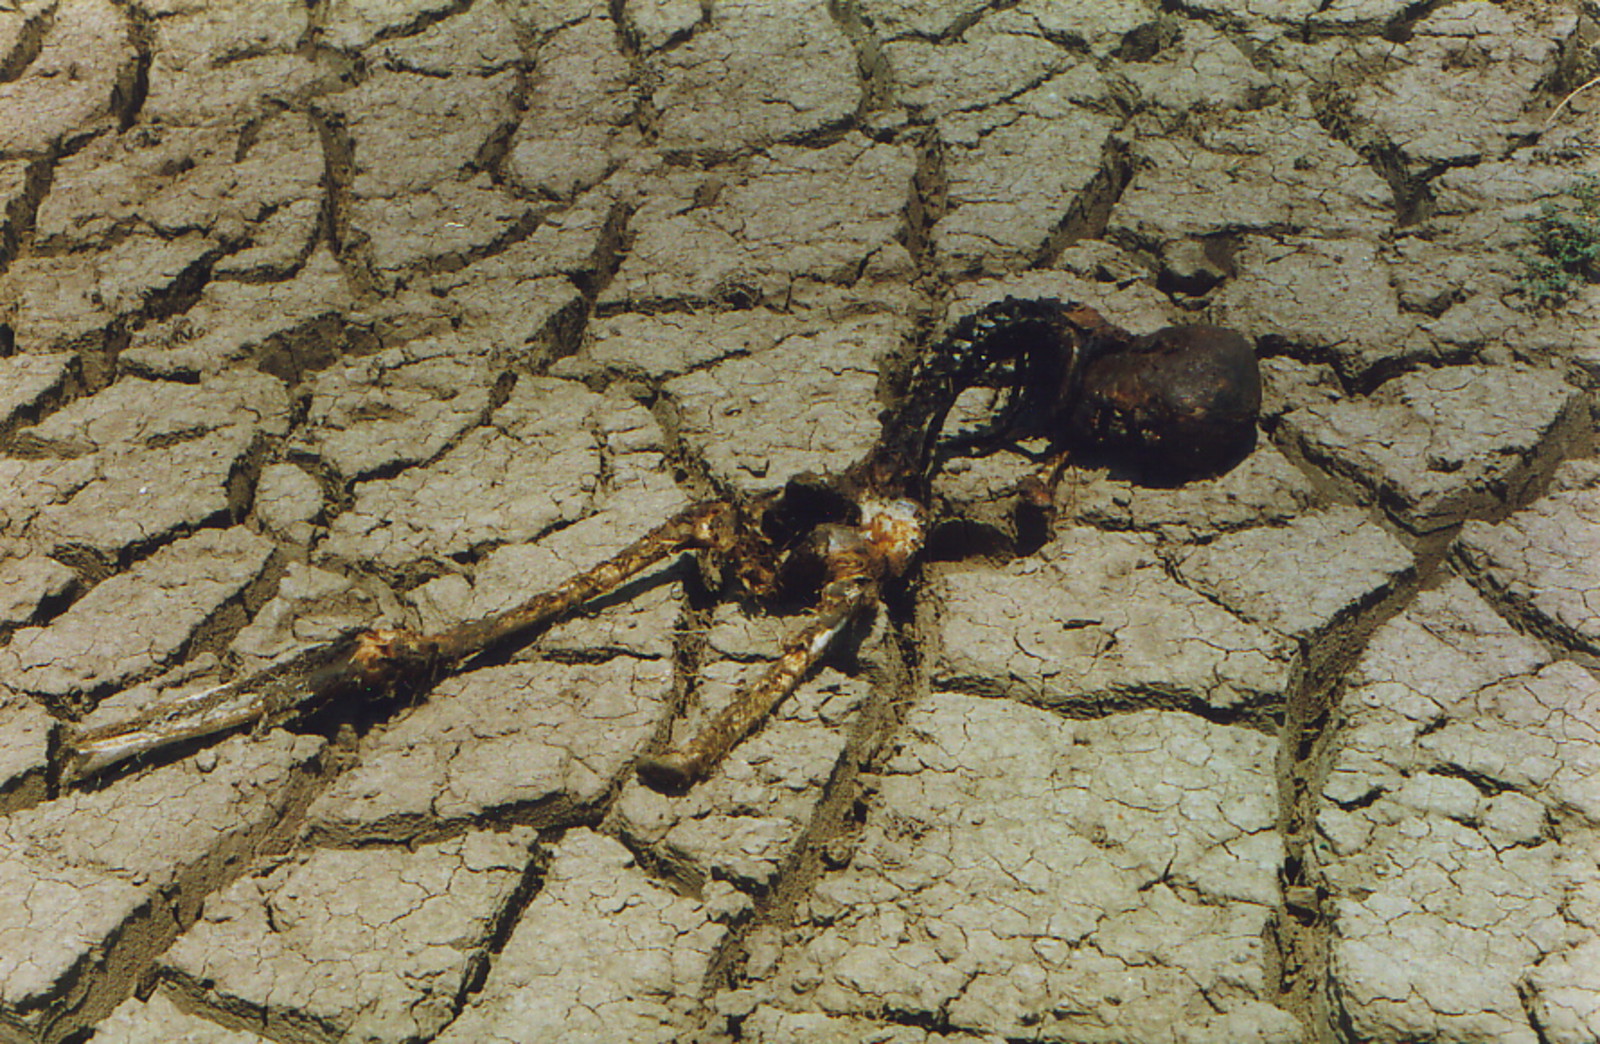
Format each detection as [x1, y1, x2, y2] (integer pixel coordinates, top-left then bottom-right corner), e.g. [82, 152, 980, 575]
[60, 298, 1262, 790]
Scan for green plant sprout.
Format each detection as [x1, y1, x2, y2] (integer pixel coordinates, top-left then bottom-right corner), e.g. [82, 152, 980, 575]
[1518, 174, 1600, 306]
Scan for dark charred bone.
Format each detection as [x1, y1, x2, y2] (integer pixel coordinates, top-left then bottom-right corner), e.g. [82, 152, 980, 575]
[1071, 323, 1262, 477]
[857, 297, 1262, 496]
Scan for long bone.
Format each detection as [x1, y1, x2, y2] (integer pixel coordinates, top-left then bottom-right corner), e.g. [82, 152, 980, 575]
[61, 501, 740, 783]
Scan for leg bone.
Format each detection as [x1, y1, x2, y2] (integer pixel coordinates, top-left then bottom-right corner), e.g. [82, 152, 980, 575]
[636, 496, 923, 791]
[635, 574, 877, 792]
[60, 501, 739, 784]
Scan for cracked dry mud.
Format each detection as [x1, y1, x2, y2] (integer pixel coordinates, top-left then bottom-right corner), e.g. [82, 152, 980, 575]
[1, 2, 1598, 1043]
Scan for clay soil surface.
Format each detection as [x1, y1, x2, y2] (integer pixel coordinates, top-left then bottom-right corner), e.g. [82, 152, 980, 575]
[2, 2, 1600, 1042]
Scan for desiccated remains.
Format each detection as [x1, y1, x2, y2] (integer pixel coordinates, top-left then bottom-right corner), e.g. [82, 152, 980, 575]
[62, 298, 1262, 789]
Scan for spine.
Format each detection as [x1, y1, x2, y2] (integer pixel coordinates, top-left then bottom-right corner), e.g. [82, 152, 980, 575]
[858, 297, 1127, 497]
